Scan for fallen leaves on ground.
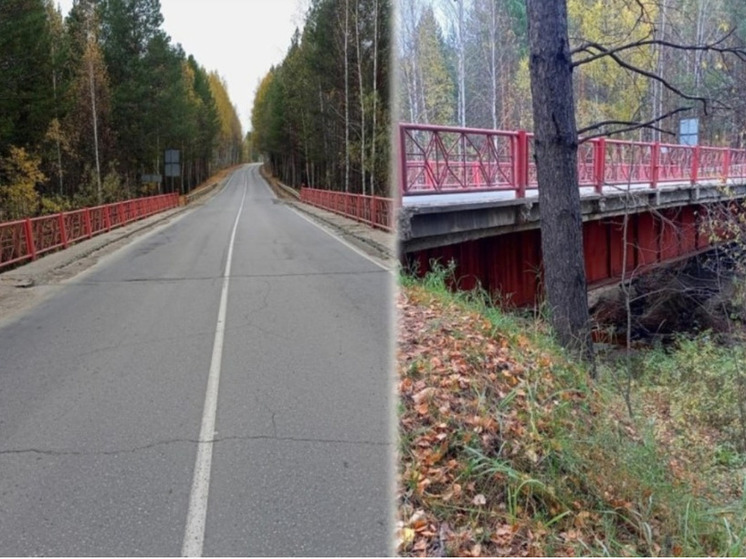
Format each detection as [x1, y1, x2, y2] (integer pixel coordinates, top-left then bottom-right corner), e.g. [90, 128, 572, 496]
[396, 285, 588, 556]
[396, 283, 746, 557]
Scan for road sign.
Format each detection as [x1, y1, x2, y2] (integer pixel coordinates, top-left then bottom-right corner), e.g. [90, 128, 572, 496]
[165, 149, 181, 177]
[680, 118, 699, 146]
[141, 174, 162, 183]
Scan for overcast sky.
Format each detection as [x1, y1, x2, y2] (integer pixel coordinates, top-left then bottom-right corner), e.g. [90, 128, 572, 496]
[55, 0, 307, 134]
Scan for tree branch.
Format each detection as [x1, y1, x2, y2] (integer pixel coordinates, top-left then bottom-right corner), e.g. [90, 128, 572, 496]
[578, 106, 693, 143]
[571, 42, 711, 113]
[571, 30, 746, 65]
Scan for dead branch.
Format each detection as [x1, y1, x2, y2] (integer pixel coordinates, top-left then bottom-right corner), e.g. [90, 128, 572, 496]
[572, 43, 712, 113]
[571, 30, 745, 65]
[578, 106, 692, 142]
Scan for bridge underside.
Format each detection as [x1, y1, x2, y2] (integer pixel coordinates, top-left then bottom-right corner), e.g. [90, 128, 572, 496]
[404, 205, 713, 307]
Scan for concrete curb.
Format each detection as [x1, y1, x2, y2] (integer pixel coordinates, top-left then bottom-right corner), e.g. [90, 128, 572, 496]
[0, 206, 187, 283]
[1, 172, 232, 284]
[258, 165, 301, 200]
[276, 181, 301, 200]
[255, 165, 394, 261]
[285, 199, 395, 260]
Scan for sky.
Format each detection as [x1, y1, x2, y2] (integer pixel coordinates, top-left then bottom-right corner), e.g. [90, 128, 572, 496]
[55, 0, 308, 134]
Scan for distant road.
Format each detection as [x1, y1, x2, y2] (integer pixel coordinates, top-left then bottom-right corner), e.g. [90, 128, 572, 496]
[0, 164, 393, 556]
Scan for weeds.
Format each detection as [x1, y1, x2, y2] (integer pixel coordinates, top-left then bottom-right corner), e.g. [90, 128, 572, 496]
[398, 267, 746, 556]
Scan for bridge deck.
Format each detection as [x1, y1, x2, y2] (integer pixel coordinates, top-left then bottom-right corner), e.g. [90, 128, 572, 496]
[399, 178, 746, 252]
[402, 178, 732, 210]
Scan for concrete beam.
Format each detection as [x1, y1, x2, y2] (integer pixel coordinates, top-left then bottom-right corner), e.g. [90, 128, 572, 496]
[399, 181, 746, 252]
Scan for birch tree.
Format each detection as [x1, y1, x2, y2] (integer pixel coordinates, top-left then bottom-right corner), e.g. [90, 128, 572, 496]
[438, 0, 467, 127]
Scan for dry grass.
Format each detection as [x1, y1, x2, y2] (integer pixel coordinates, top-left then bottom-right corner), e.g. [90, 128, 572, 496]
[397, 273, 746, 557]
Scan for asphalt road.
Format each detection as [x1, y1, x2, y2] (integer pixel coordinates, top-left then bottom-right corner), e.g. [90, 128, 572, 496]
[0, 164, 393, 556]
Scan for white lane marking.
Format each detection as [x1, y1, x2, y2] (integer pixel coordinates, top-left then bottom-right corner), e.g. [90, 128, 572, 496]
[288, 207, 393, 272]
[181, 177, 247, 557]
[248, 163, 390, 270]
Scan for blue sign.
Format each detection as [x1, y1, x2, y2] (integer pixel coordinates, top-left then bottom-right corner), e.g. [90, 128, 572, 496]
[679, 118, 698, 146]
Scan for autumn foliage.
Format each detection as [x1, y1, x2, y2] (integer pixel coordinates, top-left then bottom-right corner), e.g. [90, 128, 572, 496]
[397, 274, 746, 556]
[0, 147, 45, 221]
[0, 0, 243, 220]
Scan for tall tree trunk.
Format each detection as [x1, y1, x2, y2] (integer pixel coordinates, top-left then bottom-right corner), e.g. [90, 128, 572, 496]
[401, 0, 419, 122]
[51, 58, 64, 195]
[526, 0, 593, 361]
[694, 0, 708, 94]
[344, 0, 351, 192]
[456, 0, 466, 127]
[88, 39, 103, 205]
[489, 0, 498, 130]
[653, 0, 668, 142]
[355, 1, 366, 195]
[370, 0, 378, 196]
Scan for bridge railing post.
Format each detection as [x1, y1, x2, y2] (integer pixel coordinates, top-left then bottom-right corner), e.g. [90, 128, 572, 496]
[24, 218, 36, 261]
[516, 130, 528, 198]
[594, 138, 606, 194]
[399, 125, 408, 198]
[85, 208, 93, 239]
[58, 212, 68, 249]
[691, 145, 700, 185]
[723, 149, 731, 183]
[651, 142, 660, 188]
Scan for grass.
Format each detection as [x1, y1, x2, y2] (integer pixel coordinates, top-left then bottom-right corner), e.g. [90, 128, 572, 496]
[397, 261, 746, 556]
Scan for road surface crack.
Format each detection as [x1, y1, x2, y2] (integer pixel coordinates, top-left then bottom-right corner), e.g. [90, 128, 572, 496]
[0, 434, 391, 457]
[75, 276, 218, 285]
[230, 270, 390, 279]
[70, 269, 388, 287]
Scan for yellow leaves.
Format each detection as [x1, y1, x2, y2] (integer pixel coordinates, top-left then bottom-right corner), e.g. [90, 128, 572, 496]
[538, 354, 553, 369]
[208, 72, 242, 145]
[397, 285, 580, 556]
[0, 146, 44, 220]
[397, 526, 415, 549]
[573, 510, 592, 529]
[502, 368, 521, 387]
[569, 0, 657, 128]
[396, 510, 426, 553]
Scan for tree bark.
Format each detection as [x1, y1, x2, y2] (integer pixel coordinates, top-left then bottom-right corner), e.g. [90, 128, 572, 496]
[355, 1, 366, 196]
[343, 0, 350, 192]
[526, 0, 593, 361]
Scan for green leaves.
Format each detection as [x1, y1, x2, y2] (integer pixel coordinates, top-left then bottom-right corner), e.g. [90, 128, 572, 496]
[251, 0, 390, 194]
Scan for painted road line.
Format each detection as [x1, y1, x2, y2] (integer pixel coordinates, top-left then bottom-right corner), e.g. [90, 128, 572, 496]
[288, 206, 393, 272]
[181, 177, 247, 557]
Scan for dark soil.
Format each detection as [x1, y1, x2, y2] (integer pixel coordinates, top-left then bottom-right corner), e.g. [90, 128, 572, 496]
[590, 247, 745, 345]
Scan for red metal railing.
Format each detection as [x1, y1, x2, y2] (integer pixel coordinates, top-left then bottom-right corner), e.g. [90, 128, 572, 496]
[0, 193, 180, 271]
[300, 187, 394, 232]
[400, 122, 746, 196]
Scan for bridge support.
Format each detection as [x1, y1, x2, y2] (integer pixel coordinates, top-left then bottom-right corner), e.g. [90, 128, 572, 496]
[404, 205, 711, 307]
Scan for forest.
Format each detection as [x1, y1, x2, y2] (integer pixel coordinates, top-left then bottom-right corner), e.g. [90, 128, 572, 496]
[399, 0, 746, 145]
[0, 0, 244, 221]
[251, 0, 390, 197]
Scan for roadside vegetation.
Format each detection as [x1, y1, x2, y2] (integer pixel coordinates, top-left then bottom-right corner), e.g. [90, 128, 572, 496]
[397, 263, 746, 556]
[0, 0, 245, 222]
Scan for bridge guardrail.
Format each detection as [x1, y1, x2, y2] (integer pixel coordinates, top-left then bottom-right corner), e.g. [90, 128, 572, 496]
[0, 193, 180, 271]
[300, 187, 394, 232]
[400, 122, 746, 196]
